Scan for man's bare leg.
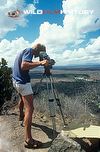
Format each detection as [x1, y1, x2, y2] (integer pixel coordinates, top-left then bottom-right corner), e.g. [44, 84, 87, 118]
[19, 94, 24, 121]
[22, 94, 34, 142]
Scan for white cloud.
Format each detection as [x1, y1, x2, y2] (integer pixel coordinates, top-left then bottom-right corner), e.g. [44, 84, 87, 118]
[62, 36, 100, 65]
[63, 0, 100, 35]
[0, 36, 100, 67]
[0, 0, 35, 38]
[33, 0, 100, 65]
[35, 0, 100, 47]
[34, 22, 67, 53]
[0, 37, 32, 66]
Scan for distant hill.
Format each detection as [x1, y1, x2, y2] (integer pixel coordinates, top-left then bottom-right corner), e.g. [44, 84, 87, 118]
[53, 65, 100, 71]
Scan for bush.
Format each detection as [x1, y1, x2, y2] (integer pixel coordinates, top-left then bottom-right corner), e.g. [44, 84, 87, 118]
[0, 58, 13, 111]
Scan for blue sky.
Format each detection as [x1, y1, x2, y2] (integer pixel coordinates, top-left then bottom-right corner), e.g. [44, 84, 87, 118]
[5, 0, 64, 42]
[0, 0, 100, 66]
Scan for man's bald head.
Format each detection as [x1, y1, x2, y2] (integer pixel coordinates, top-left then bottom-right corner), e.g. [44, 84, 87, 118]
[32, 43, 46, 57]
[33, 43, 46, 51]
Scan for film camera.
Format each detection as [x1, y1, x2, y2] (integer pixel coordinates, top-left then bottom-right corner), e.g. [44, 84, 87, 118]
[39, 51, 55, 76]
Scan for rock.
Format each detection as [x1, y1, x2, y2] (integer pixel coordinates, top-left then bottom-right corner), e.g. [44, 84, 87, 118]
[40, 114, 48, 123]
[48, 133, 86, 152]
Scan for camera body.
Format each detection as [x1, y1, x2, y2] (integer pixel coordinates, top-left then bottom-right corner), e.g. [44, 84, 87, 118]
[39, 51, 55, 75]
[39, 51, 55, 68]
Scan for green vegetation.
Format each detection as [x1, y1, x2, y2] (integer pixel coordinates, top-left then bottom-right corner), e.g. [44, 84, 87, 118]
[33, 79, 100, 124]
[0, 58, 13, 111]
[62, 73, 90, 79]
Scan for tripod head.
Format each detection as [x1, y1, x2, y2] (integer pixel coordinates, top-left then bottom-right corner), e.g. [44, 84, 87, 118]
[39, 51, 55, 76]
[43, 66, 51, 76]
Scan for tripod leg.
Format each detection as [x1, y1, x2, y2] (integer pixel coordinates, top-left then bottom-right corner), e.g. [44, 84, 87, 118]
[50, 76, 67, 127]
[33, 75, 44, 95]
[49, 99, 56, 138]
[45, 76, 56, 138]
[55, 98, 67, 127]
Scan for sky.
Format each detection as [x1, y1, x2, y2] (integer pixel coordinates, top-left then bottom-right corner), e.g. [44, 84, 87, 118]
[0, 0, 100, 66]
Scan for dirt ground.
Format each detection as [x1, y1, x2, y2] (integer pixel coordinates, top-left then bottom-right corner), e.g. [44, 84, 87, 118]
[0, 107, 58, 152]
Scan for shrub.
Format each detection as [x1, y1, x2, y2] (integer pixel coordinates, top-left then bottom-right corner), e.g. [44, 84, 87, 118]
[0, 58, 13, 111]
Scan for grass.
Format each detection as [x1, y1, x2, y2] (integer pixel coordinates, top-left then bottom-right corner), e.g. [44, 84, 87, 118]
[32, 78, 100, 127]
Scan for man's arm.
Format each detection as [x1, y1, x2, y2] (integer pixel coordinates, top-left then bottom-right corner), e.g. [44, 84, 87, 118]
[21, 60, 48, 70]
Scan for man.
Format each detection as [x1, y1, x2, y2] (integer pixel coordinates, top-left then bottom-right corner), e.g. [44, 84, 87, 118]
[12, 43, 48, 148]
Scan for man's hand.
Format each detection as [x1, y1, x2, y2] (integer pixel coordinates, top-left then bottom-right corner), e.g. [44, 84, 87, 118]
[40, 60, 49, 66]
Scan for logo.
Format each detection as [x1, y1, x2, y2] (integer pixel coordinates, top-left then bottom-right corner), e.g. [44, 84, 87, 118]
[8, 10, 21, 18]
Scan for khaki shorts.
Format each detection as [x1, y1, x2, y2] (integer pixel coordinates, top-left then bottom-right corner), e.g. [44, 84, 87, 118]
[13, 81, 33, 96]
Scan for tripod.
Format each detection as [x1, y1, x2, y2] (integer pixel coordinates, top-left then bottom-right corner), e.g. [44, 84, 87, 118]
[34, 68, 67, 138]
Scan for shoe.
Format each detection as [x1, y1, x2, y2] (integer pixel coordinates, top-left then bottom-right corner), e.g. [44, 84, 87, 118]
[24, 139, 42, 149]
